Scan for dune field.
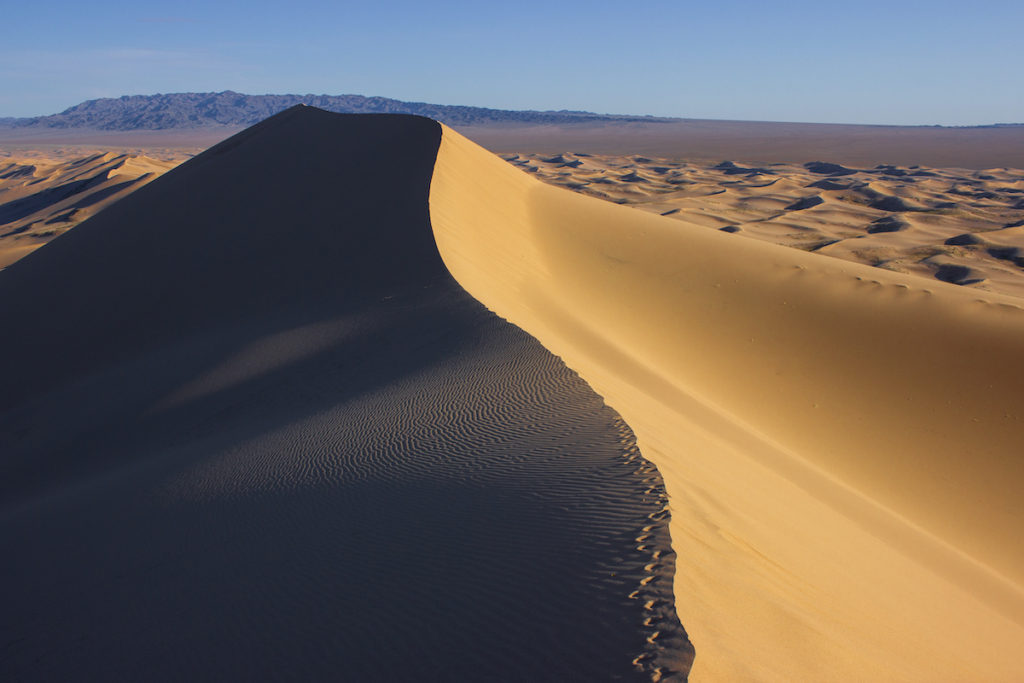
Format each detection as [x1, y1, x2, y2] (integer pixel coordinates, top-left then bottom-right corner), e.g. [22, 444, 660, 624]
[505, 152, 1024, 300]
[0, 150, 190, 268]
[2, 106, 1023, 681]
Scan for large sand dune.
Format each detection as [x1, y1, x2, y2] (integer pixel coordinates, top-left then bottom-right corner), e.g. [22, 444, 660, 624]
[0, 108, 690, 681]
[431, 126, 1024, 680]
[3, 106, 1023, 681]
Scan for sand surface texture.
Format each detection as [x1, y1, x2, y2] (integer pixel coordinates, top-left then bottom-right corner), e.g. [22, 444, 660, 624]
[0, 150, 188, 268]
[0, 108, 691, 681]
[505, 153, 1024, 300]
[431, 126, 1024, 681]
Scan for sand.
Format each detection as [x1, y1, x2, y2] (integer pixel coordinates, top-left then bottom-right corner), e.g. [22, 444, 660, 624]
[0, 108, 690, 681]
[430, 125, 1024, 680]
[3, 106, 1023, 681]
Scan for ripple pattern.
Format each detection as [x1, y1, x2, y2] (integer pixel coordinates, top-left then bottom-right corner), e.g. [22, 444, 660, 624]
[1, 286, 692, 681]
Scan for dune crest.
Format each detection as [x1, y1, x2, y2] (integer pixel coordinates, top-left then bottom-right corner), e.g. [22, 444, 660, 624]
[430, 125, 1024, 680]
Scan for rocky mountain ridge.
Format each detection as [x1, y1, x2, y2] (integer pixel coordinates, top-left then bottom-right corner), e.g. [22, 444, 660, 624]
[3, 91, 672, 130]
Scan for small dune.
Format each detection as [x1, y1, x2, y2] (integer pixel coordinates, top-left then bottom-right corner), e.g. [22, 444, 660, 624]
[867, 215, 908, 233]
[785, 195, 824, 211]
[946, 232, 984, 245]
[868, 194, 924, 212]
[806, 178, 850, 190]
[804, 160, 858, 176]
[932, 262, 983, 285]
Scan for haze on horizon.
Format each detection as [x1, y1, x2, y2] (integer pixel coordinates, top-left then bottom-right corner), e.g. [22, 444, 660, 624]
[2, 0, 1021, 127]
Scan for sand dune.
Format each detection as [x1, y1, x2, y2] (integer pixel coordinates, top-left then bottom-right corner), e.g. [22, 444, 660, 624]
[0, 108, 690, 681]
[431, 127, 1024, 680]
[0, 150, 188, 267]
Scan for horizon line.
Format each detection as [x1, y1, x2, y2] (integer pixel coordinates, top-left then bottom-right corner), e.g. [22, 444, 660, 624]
[3, 90, 1022, 130]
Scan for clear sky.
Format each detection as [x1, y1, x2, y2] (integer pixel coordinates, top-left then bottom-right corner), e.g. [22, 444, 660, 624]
[2, 0, 1021, 125]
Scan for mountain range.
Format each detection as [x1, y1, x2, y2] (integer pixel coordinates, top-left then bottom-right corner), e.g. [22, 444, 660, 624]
[1, 91, 671, 131]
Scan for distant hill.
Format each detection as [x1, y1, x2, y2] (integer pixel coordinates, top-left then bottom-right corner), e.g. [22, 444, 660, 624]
[2, 91, 672, 130]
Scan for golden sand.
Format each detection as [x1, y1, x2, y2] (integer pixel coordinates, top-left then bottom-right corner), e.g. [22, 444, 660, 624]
[0, 150, 189, 267]
[431, 125, 1024, 681]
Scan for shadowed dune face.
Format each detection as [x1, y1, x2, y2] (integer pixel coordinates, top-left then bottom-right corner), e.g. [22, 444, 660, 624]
[0, 108, 691, 681]
[430, 125, 1024, 681]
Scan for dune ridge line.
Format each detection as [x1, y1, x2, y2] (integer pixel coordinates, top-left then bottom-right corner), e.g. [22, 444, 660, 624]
[429, 123, 1024, 681]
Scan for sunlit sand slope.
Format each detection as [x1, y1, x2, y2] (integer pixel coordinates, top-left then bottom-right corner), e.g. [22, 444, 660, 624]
[0, 108, 690, 681]
[431, 126, 1024, 681]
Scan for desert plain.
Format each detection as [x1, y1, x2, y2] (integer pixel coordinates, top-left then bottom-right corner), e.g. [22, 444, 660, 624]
[2, 109, 1023, 681]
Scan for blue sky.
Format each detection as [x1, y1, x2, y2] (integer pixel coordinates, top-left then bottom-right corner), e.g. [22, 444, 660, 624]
[2, 0, 1021, 125]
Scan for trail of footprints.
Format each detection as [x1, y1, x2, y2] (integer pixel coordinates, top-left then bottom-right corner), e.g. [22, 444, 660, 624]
[613, 416, 694, 682]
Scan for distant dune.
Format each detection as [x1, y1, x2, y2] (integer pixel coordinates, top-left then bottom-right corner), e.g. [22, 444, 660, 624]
[0, 150, 189, 268]
[3, 107, 1023, 681]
